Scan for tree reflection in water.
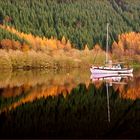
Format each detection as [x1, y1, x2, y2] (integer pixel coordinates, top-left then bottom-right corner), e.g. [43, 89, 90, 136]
[0, 69, 140, 138]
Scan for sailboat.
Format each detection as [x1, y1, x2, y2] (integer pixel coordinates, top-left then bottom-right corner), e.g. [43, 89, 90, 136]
[90, 23, 133, 74]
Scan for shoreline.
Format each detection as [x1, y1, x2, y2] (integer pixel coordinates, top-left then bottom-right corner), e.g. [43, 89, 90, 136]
[0, 48, 139, 70]
[0, 49, 105, 70]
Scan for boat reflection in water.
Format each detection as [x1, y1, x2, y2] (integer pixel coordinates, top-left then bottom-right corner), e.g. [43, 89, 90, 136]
[90, 73, 133, 85]
[90, 73, 133, 123]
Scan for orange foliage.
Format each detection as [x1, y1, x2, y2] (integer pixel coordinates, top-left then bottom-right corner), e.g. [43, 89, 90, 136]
[66, 40, 72, 48]
[22, 43, 30, 52]
[0, 25, 73, 51]
[121, 87, 140, 100]
[1, 39, 13, 50]
[112, 41, 124, 56]
[112, 32, 140, 58]
[117, 77, 140, 100]
[93, 44, 102, 52]
[0, 39, 29, 51]
[0, 84, 75, 112]
[12, 40, 22, 50]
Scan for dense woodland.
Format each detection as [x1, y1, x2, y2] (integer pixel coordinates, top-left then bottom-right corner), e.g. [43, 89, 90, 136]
[0, 0, 140, 49]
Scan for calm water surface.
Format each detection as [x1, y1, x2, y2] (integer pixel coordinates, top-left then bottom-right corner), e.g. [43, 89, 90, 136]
[0, 69, 140, 138]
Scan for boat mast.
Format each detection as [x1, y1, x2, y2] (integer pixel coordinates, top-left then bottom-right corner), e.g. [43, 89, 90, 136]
[106, 23, 109, 64]
[106, 83, 110, 123]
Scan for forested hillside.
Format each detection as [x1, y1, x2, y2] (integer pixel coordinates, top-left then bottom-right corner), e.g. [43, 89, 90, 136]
[0, 0, 140, 49]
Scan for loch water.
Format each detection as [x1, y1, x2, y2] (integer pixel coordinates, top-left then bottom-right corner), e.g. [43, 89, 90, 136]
[0, 69, 140, 138]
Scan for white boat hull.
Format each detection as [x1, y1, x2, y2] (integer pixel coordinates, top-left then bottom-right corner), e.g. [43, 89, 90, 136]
[90, 67, 133, 74]
[90, 73, 133, 79]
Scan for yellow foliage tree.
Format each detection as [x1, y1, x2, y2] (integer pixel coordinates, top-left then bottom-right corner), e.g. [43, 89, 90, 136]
[61, 36, 67, 45]
[84, 44, 89, 51]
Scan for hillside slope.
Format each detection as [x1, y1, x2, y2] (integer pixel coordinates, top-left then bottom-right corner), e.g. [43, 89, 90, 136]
[0, 0, 140, 49]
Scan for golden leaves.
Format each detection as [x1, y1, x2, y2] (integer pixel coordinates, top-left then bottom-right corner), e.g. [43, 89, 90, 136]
[0, 25, 73, 51]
